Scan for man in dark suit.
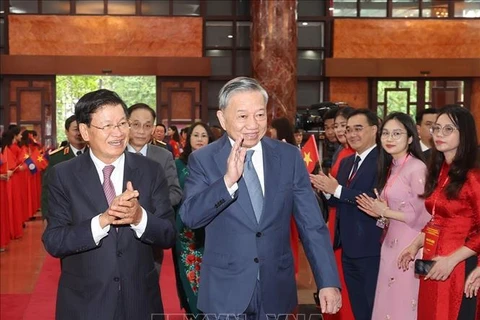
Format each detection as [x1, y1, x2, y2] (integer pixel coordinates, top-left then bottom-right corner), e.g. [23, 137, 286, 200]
[42, 89, 176, 320]
[127, 102, 182, 274]
[41, 115, 87, 220]
[179, 77, 341, 319]
[312, 108, 381, 320]
[416, 108, 438, 159]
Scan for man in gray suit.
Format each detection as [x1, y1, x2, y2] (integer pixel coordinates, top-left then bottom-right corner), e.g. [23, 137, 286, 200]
[127, 103, 182, 272]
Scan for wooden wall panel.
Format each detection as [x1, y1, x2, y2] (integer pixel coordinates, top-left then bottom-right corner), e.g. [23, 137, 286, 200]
[19, 90, 42, 121]
[9, 15, 203, 57]
[170, 90, 194, 121]
[10, 81, 28, 102]
[157, 78, 205, 126]
[471, 78, 480, 141]
[334, 19, 480, 58]
[5, 77, 56, 148]
[329, 78, 369, 109]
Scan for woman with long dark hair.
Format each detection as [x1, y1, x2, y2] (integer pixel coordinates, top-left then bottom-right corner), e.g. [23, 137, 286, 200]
[356, 112, 431, 319]
[174, 122, 214, 317]
[398, 105, 480, 320]
[168, 125, 182, 158]
[270, 117, 295, 145]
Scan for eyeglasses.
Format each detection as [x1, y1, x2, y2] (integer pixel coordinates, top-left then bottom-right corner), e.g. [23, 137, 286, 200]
[346, 125, 365, 135]
[429, 124, 458, 136]
[380, 130, 408, 140]
[130, 122, 153, 131]
[90, 120, 130, 133]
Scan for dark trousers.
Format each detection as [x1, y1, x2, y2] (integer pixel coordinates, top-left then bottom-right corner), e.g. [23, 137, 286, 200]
[342, 253, 380, 320]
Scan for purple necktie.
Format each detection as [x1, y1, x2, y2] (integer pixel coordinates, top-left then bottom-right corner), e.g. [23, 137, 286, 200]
[102, 165, 116, 205]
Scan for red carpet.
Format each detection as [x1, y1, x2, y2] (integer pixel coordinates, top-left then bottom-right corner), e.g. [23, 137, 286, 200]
[23, 254, 59, 320]
[2, 249, 182, 320]
[0, 294, 31, 320]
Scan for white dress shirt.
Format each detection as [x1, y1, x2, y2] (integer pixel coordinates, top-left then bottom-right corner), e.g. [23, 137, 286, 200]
[225, 137, 265, 197]
[333, 144, 377, 199]
[89, 151, 148, 245]
[126, 143, 148, 156]
[420, 140, 429, 152]
[70, 145, 86, 156]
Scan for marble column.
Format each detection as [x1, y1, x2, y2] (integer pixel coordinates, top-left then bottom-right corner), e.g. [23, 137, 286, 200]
[251, 0, 297, 123]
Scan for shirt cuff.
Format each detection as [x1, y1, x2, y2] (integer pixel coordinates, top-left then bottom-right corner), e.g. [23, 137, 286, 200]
[130, 207, 148, 238]
[333, 185, 342, 199]
[91, 214, 110, 245]
[225, 179, 239, 198]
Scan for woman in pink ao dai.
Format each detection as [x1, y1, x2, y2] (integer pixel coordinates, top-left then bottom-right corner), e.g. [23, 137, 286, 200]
[356, 112, 431, 320]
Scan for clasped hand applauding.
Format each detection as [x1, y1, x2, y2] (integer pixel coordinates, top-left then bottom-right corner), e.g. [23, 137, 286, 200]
[309, 171, 339, 195]
[355, 189, 388, 218]
[100, 181, 143, 228]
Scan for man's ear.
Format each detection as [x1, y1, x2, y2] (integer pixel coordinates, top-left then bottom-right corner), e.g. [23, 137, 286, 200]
[217, 110, 227, 131]
[79, 123, 90, 142]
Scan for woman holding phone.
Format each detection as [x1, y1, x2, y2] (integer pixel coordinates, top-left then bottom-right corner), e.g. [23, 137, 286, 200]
[398, 105, 480, 320]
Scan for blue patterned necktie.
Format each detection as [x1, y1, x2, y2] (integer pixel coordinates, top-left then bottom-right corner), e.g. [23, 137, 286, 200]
[244, 150, 264, 223]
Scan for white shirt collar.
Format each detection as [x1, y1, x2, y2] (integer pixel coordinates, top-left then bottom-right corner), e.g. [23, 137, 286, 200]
[126, 143, 148, 156]
[70, 145, 86, 156]
[89, 151, 125, 174]
[355, 144, 377, 161]
[227, 136, 263, 153]
[420, 140, 430, 152]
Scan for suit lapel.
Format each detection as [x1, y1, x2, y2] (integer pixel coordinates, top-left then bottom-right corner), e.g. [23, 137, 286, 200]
[74, 151, 109, 217]
[118, 152, 141, 237]
[214, 136, 258, 227]
[338, 155, 354, 185]
[348, 146, 377, 187]
[259, 139, 280, 226]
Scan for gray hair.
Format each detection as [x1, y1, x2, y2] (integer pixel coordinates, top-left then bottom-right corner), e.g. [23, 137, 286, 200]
[218, 77, 269, 110]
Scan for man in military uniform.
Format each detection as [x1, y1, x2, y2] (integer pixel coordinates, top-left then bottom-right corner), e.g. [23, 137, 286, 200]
[152, 123, 173, 153]
[41, 115, 87, 220]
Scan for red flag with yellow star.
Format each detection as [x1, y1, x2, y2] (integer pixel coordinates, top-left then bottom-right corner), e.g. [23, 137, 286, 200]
[301, 134, 319, 173]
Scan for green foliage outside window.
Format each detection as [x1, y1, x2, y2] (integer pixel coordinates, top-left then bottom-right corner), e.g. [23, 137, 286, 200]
[56, 75, 156, 144]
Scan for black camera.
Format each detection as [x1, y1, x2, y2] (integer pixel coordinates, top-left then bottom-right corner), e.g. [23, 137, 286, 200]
[295, 102, 340, 132]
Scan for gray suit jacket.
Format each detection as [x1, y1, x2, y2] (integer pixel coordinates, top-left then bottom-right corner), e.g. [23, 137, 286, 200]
[146, 144, 182, 207]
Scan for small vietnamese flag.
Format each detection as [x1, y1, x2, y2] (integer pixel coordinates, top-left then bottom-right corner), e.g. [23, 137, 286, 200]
[301, 134, 319, 173]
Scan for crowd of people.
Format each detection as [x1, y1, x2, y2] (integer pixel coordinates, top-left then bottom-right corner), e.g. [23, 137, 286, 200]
[0, 76, 479, 320]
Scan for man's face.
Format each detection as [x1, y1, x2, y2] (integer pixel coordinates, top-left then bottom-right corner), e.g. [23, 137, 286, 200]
[217, 90, 267, 149]
[294, 131, 303, 145]
[324, 118, 337, 143]
[66, 120, 85, 149]
[417, 113, 436, 147]
[346, 114, 377, 154]
[79, 104, 129, 164]
[154, 126, 165, 141]
[129, 109, 155, 149]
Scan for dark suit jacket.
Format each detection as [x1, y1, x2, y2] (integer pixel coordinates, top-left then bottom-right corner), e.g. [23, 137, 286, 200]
[42, 151, 176, 320]
[41, 145, 75, 219]
[179, 135, 340, 315]
[330, 147, 382, 258]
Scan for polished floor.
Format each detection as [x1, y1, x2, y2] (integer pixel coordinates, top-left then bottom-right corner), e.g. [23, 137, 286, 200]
[0, 217, 319, 317]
